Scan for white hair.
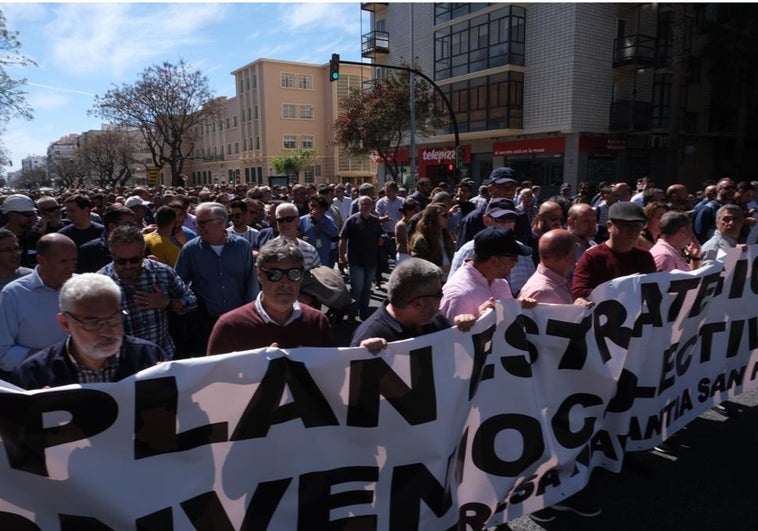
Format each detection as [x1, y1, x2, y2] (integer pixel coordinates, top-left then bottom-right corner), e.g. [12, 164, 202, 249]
[59, 274, 121, 313]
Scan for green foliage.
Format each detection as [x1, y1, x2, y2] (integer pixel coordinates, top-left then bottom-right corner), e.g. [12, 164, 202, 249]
[333, 66, 448, 180]
[271, 148, 317, 180]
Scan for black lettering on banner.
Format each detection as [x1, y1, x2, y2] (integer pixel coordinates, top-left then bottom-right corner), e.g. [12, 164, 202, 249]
[457, 503, 492, 531]
[633, 283, 663, 336]
[471, 414, 543, 477]
[455, 428, 468, 485]
[589, 429, 621, 461]
[0, 389, 117, 477]
[136, 507, 173, 531]
[501, 315, 539, 377]
[592, 300, 632, 363]
[667, 277, 701, 322]
[179, 480, 291, 531]
[59, 515, 112, 530]
[347, 346, 437, 427]
[658, 334, 697, 394]
[232, 357, 339, 441]
[469, 324, 496, 399]
[545, 315, 592, 370]
[134, 377, 228, 460]
[727, 319, 745, 358]
[752, 256, 758, 294]
[298, 466, 377, 530]
[551, 393, 603, 449]
[605, 369, 651, 414]
[751, 361, 758, 382]
[508, 473, 537, 505]
[0, 513, 40, 530]
[729, 258, 748, 299]
[688, 272, 723, 318]
[698, 322, 727, 363]
[750, 317, 758, 350]
[390, 460, 453, 529]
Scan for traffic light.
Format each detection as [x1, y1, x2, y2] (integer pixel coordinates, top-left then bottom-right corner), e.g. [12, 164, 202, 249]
[329, 53, 340, 82]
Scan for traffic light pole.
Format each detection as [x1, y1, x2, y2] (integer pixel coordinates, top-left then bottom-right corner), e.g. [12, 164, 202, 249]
[336, 59, 461, 178]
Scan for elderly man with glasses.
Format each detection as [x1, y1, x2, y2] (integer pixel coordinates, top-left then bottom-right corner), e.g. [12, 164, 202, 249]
[8, 273, 164, 390]
[207, 238, 334, 355]
[272, 202, 320, 272]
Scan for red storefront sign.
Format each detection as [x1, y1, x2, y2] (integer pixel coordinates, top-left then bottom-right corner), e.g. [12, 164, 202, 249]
[493, 137, 565, 157]
[392, 145, 471, 165]
[579, 135, 626, 152]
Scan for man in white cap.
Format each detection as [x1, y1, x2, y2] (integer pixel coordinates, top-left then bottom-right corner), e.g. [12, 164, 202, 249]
[1, 194, 38, 267]
[125, 195, 151, 229]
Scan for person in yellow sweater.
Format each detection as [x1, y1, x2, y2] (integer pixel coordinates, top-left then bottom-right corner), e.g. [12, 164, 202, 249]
[144, 206, 182, 267]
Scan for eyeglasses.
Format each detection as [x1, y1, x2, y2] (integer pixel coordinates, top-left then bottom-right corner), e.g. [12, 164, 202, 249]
[260, 267, 304, 282]
[0, 246, 21, 253]
[113, 256, 143, 265]
[413, 289, 444, 301]
[64, 310, 126, 332]
[276, 215, 298, 224]
[196, 218, 219, 227]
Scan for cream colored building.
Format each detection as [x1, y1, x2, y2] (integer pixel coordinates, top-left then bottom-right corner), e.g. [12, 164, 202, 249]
[185, 58, 377, 188]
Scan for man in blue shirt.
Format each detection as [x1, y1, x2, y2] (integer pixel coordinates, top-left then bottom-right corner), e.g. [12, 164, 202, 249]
[299, 195, 339, 268]
[175, 202, 257, 356]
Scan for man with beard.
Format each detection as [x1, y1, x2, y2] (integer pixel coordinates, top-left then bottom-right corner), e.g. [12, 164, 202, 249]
[9, 274, 164, 389]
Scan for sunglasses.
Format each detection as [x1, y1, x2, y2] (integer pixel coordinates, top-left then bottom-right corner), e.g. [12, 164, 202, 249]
[276, 215, 298, 224]
[113, 256, 143, 265]
[260, 267, 304, 282]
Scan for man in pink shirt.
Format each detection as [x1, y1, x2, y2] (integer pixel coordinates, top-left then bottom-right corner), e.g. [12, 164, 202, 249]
[440, 227, 535, 321]
[649, 211, 703, 272]
[520, 229, 593, 307]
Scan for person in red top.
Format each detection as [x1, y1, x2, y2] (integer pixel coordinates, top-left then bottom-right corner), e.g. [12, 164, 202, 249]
[572, 202, 656, 299]
[206, 239, 334, 355]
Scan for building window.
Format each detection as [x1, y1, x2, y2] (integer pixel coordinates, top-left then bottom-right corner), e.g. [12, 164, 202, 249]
[435, 5, 526, 80]
[255, 136, 260, 150]
[299, 74, 313, 89]
[253, 106, 258, 119]
[281, 72, 295, 88]
[283, 135, 297, 149]
[251, 73, 257, 89]
[247, 107, 252, 120]
[300, 105, 314, 119]
[234, 142, 239, 154]
[303, 168, 315, 183]
[283, 104, 296, 119]
[226, 118, 230, 129]
[302, 135, 314, 148]
[233, 115, 238, 127]
[245, 76, 250, 91]
[227, 144, 232, 155]
[446, 71, 523, 132]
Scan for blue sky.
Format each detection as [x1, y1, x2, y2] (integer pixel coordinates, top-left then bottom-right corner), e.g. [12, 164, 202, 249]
[1, 2, 365, 171]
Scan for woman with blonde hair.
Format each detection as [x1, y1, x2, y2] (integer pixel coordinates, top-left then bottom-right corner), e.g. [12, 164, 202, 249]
[410, 203, 455, 279]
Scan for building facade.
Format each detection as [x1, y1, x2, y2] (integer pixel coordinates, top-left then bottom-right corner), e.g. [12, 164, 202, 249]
[184, 59, 377, 188]
[362, 2, 749, 194]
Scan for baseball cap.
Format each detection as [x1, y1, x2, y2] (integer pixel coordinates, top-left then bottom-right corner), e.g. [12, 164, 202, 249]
[488, 167, 517, 185]
[125, 196, 149, 209]
[2, 194, 35, 214]
[474, 227, 531, 259]
[609, 201, 645, 222]
[485, 198, 518, 218]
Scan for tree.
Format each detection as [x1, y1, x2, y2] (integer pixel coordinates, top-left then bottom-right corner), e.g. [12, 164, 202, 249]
[91, 60, 222, 187]
[77, 129, 139, 187]
[333, 66, 447, 181]
[47, 156, 86, 189]
[271, 148, 317, 181]
[0, 10, 36, 176]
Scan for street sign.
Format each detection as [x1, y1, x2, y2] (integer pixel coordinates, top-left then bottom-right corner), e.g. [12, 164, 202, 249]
[147, 167, 160, 186]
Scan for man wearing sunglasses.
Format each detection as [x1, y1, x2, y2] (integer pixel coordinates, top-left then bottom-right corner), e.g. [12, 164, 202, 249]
[9, 274, 165, 390]
[1, 194, 38, 268]
[207, 239, 334, 355]
[273, 202, 321, 272]
[99, 225, 197, 361]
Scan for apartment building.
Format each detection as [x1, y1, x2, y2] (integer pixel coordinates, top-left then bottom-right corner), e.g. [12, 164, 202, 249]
[362, 3, 747, 193]
[21, 156, 46, 173]
[185, 59, 377, 188]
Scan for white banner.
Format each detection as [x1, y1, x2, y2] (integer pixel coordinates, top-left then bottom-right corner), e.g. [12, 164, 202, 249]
[1, 246, 757, 529]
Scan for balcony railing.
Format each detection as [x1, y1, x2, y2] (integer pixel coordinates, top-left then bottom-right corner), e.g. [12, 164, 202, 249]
[362, 31, 390, 58]
[613, 34, 656, 67]
[609, 100, 653, 131]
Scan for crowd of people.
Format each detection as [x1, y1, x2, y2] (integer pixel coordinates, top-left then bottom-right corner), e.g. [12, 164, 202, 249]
[0, 170, 755, 522]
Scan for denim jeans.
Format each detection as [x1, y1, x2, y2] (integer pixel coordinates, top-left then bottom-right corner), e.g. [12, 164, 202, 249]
[348, 264, 376, 320]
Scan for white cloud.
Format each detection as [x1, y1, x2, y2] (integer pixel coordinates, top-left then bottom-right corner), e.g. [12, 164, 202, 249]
[280, 3, 360, 33]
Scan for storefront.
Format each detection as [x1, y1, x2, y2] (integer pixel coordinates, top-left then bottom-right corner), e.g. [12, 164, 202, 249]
[391, 145, 472, 187]
[493, 137, 566, 188]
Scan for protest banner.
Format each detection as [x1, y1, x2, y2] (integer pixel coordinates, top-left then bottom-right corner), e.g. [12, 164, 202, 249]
[1, 245, 756, 529]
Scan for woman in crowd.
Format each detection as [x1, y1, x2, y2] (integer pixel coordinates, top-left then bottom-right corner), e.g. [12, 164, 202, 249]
[637, 200, 669, 251]
[410, 203, 455, 279]
[395, 198, 420, 265]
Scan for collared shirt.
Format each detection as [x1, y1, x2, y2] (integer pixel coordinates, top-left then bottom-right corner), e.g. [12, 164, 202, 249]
[175, 233, 257, 318]
[66, 337, 120, 383]
[701, 230, 737, 261]
[519, 263, 573, 304]
[226, 225, 259, 247]
[650, 238, 689, 272]
[449, 239, 535, 296]
[272, 236, 321, 271]
[298, 215, 339, 266]
[440, 262, 513, 321]
[254, 292, 302, 327]
[374, 195, 404, 233]
[350, 301, 451, 346]
[99, 258, 198, 360]
[0, 267, 68, 372]
[333, 197, 353, 227]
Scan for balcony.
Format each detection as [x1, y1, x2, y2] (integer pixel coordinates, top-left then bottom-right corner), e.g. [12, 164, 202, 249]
[361, 3, 388, 12]
[362, 31, 389, 58]
[613, 34, 656, 68]
[609, 100, 653, 131]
